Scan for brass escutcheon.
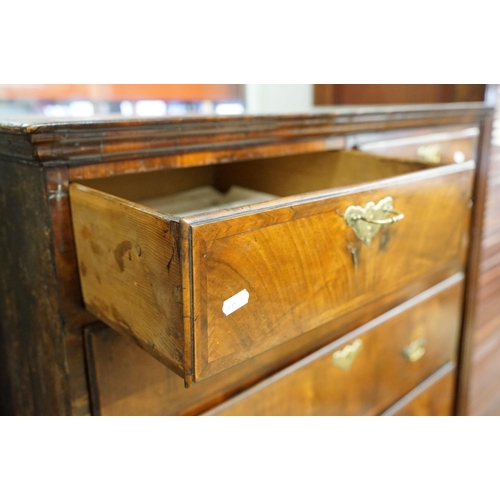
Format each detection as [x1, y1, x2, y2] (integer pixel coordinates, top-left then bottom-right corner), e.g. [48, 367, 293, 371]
[332, 339, 363, 371]
[344, 196, 404, 245]
[402, 338, 426, 362]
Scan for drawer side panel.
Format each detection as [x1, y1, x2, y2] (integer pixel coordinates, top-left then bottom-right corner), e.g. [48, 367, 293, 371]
[69, 184, 185, 375]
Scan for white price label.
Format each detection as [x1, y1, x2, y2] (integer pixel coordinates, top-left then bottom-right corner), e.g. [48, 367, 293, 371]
[222, 289, 249, 316]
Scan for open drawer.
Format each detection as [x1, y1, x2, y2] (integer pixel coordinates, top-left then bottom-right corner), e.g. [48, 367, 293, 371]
[69, 150, 474, 384]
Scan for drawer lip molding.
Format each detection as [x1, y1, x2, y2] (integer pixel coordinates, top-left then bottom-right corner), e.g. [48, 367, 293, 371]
[0, 103, 491, 170]
[182, 160, 474, 226]
[357, 126, 479, 157]
[202, 274, 463, 416]
[69, 151, 474, 385]
[380, 361, 456, 416]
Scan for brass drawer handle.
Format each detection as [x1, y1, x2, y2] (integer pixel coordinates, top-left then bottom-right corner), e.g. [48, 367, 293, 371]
[417, 144, 441, 163]
[350, 210, 404, 225]
[402, 338, 426, 362]
[344, 196, 404, 245]
[332, 339, 362, 371]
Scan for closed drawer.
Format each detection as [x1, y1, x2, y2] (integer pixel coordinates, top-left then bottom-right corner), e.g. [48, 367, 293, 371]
[381, 362, 456, 416]
[204, 276, 463, 416]
[357, 127, 479, 165]
[70, 149, 473, 384]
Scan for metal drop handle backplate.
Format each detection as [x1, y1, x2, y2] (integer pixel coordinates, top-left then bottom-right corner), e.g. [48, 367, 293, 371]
[332, 339, 363, 371]
[402, 338, 426, 362]
[344, 196, 404, 245]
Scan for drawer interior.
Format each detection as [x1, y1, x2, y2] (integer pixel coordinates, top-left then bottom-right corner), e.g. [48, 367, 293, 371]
[80, 150, 434, 217]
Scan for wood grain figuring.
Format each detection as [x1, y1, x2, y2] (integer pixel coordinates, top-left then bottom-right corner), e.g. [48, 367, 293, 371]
[204, 277, 463, 416]
[69, 183, 185, 377]
[191, 164, 473, 380]
[381, 363, 455, 416]
[86, 267, 461, 415]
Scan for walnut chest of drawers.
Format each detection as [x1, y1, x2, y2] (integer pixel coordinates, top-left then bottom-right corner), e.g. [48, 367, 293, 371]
[0, 103, 493, 416]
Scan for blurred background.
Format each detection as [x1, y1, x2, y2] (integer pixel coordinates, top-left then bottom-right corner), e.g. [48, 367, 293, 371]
[0, 84, 493, 118]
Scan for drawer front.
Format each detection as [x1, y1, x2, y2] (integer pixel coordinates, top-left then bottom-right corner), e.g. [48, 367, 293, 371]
[357, 127, 479, 165]
[381, 363, 456, 416]
[204, 276, 463, 416]
[191, 166, 472, 380]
